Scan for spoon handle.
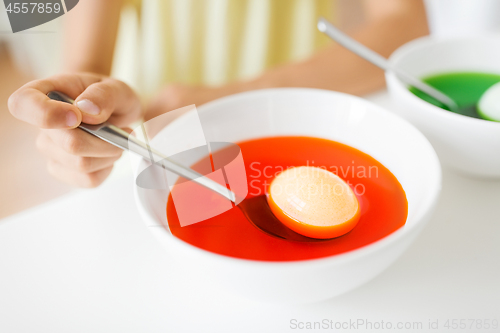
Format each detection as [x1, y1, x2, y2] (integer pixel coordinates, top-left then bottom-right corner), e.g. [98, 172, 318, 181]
[47, 91, 236, 202]
[317, 18, 459, 111]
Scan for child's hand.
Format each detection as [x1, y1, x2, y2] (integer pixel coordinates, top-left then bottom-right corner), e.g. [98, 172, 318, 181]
[8, 73, 142, 187]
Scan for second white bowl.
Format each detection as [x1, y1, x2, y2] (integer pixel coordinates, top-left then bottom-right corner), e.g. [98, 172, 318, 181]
[386, 35, 500, 178]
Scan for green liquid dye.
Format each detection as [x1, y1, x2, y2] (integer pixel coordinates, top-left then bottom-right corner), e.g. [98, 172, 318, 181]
[409, 72, 500, 119]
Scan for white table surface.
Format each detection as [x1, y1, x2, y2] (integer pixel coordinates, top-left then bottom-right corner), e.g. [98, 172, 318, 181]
[1, 93, 499, 333]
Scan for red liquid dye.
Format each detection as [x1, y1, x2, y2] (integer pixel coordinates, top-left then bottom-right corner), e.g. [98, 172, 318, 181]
[166, 136, 408, 261]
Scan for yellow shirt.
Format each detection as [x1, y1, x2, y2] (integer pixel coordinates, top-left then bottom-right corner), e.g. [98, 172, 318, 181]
[113, 0, 335, 95]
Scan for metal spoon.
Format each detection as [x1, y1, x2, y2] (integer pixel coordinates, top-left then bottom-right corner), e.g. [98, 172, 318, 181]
[317, 18, 459, 112]
[48, 91, 320, 242]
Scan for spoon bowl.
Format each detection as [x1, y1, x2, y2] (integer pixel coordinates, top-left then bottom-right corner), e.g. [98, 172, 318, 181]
[238, 195, 325, 242]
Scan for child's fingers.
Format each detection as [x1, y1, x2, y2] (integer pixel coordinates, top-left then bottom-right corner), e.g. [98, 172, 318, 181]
[37, 133, 122, 174]
[74, 77, 142, 127]
[42, 128, 123, 157]
[8, 73, 141, 130]
[8, 73, 104, 129]
[9, 87, 82, 129]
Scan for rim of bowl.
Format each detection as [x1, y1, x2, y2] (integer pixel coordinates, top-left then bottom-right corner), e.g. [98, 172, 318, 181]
[387, 35, 500, 129]
[134, 88, 442, 268]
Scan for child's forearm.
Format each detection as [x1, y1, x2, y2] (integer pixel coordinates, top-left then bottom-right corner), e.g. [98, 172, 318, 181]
[226, 0, 429, 97]
[63, 0, 124, 75]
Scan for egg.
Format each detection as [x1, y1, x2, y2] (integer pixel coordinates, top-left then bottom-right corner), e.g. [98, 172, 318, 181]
[267, 166, 360, 239]
[478, 82, 500, 122]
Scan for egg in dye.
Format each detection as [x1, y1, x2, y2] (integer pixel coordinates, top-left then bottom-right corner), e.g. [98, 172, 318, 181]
[267, 166, 360, 239]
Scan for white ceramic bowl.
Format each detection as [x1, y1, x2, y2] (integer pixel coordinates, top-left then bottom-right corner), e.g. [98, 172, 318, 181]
[133, 89, 441, 303]
[386, 35, 500, 178]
